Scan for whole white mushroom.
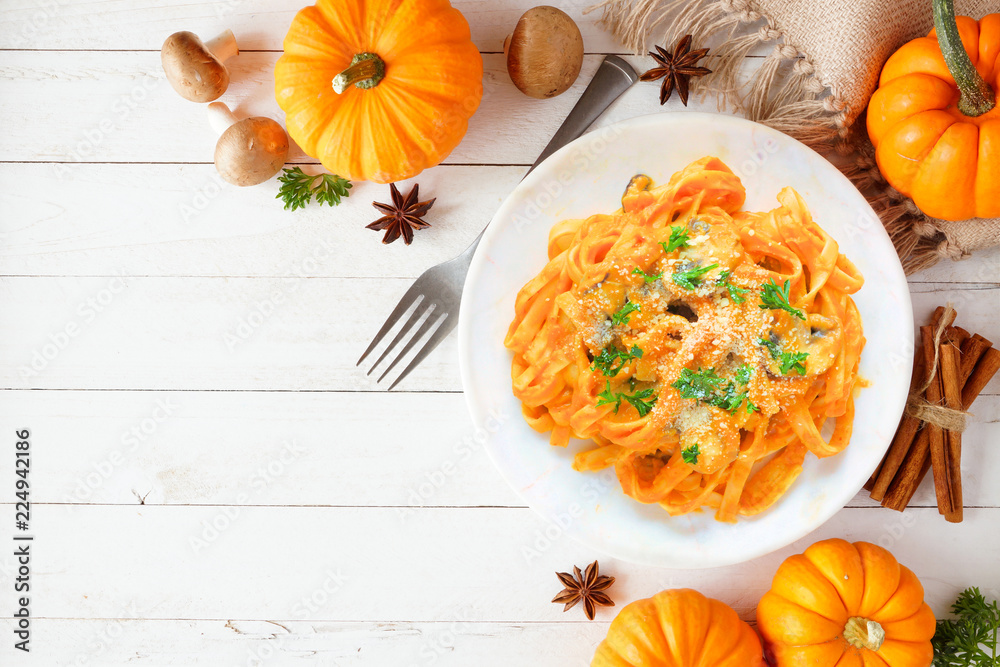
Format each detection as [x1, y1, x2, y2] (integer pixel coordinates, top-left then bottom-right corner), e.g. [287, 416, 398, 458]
[206, 102, 289, 187]
[161, 30, 239, 103]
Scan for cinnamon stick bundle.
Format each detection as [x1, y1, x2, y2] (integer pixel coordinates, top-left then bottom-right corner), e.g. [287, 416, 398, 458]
[869, 306, 1000, 520]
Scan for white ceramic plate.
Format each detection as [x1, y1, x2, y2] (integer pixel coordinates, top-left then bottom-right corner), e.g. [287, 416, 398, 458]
[457, 112, 912, 568]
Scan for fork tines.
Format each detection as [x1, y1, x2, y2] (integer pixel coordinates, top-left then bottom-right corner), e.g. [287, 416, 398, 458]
[356, 292, 452, 390]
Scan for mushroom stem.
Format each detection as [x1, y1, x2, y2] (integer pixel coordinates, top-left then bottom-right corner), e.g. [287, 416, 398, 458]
[204, 29, 239, 63]
[206, 101, 240, 135]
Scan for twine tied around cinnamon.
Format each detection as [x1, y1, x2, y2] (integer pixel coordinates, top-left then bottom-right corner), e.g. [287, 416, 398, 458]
[904, 304, 968, 432]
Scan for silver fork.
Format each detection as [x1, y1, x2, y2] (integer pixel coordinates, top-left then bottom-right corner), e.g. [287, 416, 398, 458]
[357, 56, 639, 390]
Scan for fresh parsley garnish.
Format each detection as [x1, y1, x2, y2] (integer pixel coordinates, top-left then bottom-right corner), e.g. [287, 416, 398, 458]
[717, 270, 752, 304]
[716, 380, 755, 413]
[591, 345, 643, 377]
[624, 387, 657, 417]
[672, 367, 725, 402]
[596, 381, 658, 417]
[932, 587, 998, 666]
[759, 338, 809, 376]
[760, 278, 805, 320]
[672, 263, 719, 290]
[671, 365, 758, 414]
[611, 301, 640, 326]
[682, 444, 700, 465]
[660, 225, 690, 253]
[632, 267, 663, 283]
[597, 381, 623, 412]
[277, 167, 352, 211]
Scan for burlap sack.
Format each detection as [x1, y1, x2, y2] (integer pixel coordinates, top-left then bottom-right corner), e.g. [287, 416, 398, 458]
[587, 0, 999, 273]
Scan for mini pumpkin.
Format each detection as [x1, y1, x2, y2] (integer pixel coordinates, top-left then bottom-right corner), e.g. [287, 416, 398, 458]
[274, 0, 483, 184]
[591, 588, 764, 666]
[866, 0, 999, 221]
[757, 538, 935, 667]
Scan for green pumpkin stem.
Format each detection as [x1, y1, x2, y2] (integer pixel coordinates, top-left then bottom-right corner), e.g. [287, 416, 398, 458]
[332, 53, 385, 94]
[933, 0, 995, 117]
[843, 616, 886, 652]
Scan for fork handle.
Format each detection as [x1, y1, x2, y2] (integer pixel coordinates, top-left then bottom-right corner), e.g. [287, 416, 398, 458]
[528, 55, 639, 174]
[460, 56, 638, 259]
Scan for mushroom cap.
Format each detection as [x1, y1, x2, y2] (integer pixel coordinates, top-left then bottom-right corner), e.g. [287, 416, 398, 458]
[214, 117, 290, 187]
[161, 31, 230, 103]
[505, 6, 584, 99]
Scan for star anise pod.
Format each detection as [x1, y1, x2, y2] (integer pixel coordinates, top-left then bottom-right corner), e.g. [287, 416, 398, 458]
[367, 182, 436, 245]
[551, 560, 615, 620]
[639, 35, 712, 106]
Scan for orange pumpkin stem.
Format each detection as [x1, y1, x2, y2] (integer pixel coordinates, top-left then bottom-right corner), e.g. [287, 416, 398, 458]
[332, 53, 386, 94]
[932, 0, 995, 117]
[843, 616, 886, 651]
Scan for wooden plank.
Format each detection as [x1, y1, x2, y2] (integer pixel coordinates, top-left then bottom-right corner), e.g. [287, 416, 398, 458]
[0, 0, 629, 53]
[0, 275, 459, 392]
[0, 52, 726, 165]
[3, 390, 520, 507]
[0, 164, 520, 279]
[2, 162, 997, 284]
[2, 390, 997, 508]
[0, 279, 996, 394]
[0, 505, 996, 622]
[0, 618, 611, 666]
[911, 245, 1000, 284]
[0, 0, 771, 54]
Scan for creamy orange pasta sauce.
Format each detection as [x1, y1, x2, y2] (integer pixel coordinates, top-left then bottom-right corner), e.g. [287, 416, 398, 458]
[505, 157, 865, 522]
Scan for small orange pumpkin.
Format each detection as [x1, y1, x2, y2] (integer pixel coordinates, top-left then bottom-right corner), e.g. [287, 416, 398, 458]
[757, 538, 935, 667]
[866, 0, 999, 221]
[591, 588, 764, 666]
[274, 0, 483, 183]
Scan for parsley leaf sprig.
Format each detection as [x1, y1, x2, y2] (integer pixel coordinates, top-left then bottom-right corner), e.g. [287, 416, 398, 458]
[277, 167, 352, 211]
[681, 444, 700, 465]
[672, 263, 719, 290]
[624, 388, 657, 416]
[717, 378, 758, 413]
[596, 381, 658, 417]
[671, 365, 758, 414]
[672, 367, 724, 401]
[734, 365, 753, 385]
[632, 267, 663, 283]
[611, 301, 640, 326]
[932, 587, 998, 666]
[717, 270, 753, 304]
[592, 344, 643, 377]
[660, 225, 690, 253]
[760, 278, 805, 320]
[596, 381, 623, 412]
[760, 338, 809, 376]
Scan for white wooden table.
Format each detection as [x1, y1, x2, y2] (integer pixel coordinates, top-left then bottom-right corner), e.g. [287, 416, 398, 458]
[0, 1, 998, 664]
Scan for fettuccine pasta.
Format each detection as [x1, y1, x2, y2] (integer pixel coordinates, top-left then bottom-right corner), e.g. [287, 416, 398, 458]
[505, 157, 865, 522]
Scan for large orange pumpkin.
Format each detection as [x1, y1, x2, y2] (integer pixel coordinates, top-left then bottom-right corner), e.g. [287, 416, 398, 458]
[591, 589, 764, 666]
[866, 0, 999, 221]
[757, 539, 935, 667]
[274, 0, 483, 183]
